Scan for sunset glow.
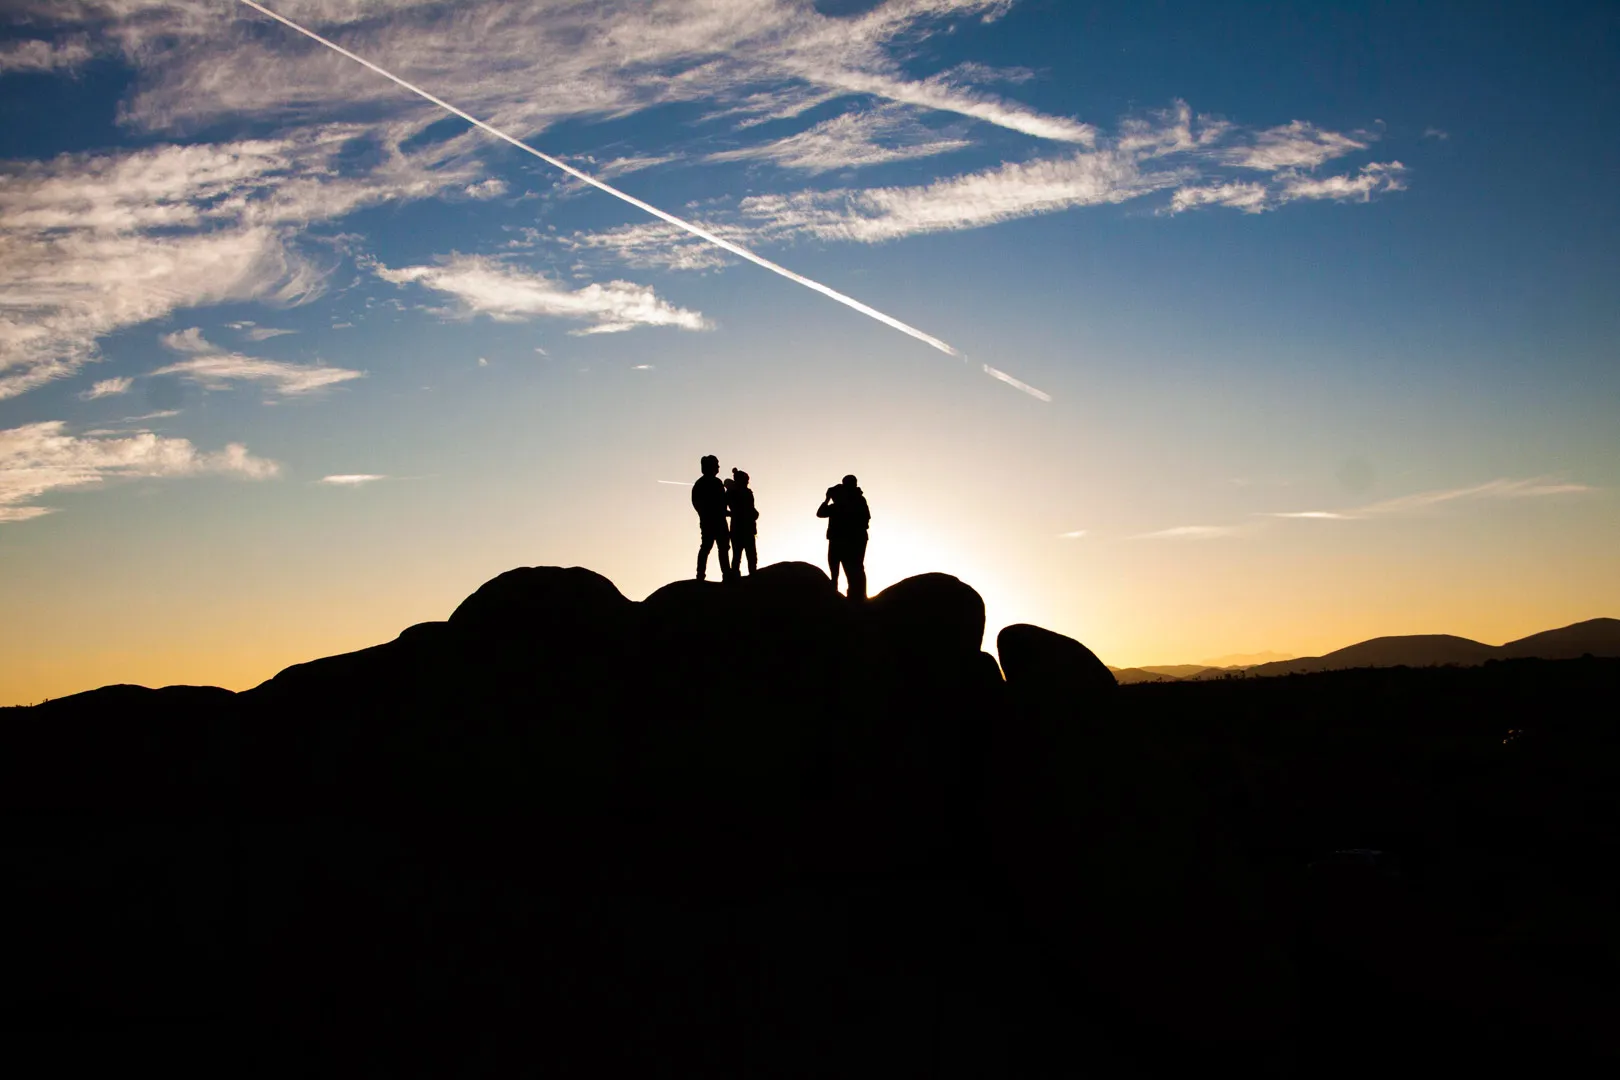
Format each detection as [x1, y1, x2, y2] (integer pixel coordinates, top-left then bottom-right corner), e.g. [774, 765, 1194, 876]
[2, 1, 1615, 703]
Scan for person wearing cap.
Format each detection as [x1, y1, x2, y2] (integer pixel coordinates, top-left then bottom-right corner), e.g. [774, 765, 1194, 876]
[816, 474, 870, 600]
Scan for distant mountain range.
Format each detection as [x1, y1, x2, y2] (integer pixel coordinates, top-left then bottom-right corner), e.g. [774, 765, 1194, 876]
[1110, 618, 1620, 684]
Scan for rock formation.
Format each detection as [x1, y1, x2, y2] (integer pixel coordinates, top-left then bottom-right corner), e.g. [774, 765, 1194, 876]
[4, 563, 1614, 1075]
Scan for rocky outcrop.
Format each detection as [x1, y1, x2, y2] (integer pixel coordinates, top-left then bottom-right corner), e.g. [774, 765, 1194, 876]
[0, 564, 1293, 1073]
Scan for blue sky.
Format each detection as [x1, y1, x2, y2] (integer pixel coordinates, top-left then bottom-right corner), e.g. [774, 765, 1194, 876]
[1, 1, 1616, 701]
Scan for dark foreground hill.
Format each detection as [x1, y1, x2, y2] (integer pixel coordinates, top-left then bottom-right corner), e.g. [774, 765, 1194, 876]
[3, 564, 1617, 1075]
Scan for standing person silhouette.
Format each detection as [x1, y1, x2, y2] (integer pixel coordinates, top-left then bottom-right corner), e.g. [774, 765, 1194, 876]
[817, 474, 870, 600]
[728, 468, 759, 577]
[692, 454, 731, 581]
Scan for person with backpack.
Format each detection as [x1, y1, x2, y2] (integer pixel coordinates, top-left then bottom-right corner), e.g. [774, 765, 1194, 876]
[816, 474, 869, 600]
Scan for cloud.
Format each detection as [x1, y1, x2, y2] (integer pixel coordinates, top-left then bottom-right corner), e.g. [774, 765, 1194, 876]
[566, 98, 1395, 254]
[593, 154, 684, 179]
[797, 66, 1093, 145]
[0, 124, 483, 399]
[566, 221, 739, 272]
[1134, 525, 1247, 539]
[1355, 477, 1591, 516]
[0, 420, 277, 523]
[737, 148, 1179, 243]
[1224, 121, 1367, 171]
[80, 376, 133, 400]
[708, 104, 971, 173]
[1280, 162, 1407, 203]
[319, 474, 386, 486]
[1166, 162, 1406, 215]
[0, 36, 94, 75]
[372, 255, 712, 334]
[153, 329, 365, 396]
[1168, 181, 1271, 214]
[1423, 127, 1450, 140]
[1058, 529, 1087, 539]
[18, 0, 1080, 148]
[242, 326, 298, 341]
[1258, 477, 1593, 524]
[477, 356, 489, 366]
[463, 177, 507, 199]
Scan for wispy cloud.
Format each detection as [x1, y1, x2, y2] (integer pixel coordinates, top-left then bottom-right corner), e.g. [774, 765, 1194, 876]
[565, 98, 1401, 255]
[1147, 477, 1591, 541]
[153, 329, 364, 396]
[1279, 162, 1407, 203]
[0, 124, 483, 399]
[1168, 181, 1271, 214]
[1058, 529, 1087, 539]
[1257, 477, 1593, 524]
[1134, 524, 1248, 540]
[242, 326, 298, 342]
[80, 377, 133, 400]
[1423, 127, 1450, 141]
[0, 36, 93, 75]
[372, 255, 712, 335]
[1223, 120, 1368, 171]
[318, 474, 386, 486]
[708, 105, 971, 173]
[0, 420, 277, 523]
[566, 221, 739, 272]
[26, 0, 1076, 147]
[1356, 477, 1592, 516]
[737, 147, 1178, 243]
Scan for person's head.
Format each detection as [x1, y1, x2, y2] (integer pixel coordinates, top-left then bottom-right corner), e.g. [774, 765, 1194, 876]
[732, 468, 749, 488]
[723, 477, 734, 491]
[700, 454, 719, 476]
[841, 474, 858, 490]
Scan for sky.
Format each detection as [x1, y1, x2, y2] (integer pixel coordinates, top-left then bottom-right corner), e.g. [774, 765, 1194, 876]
[1, 0, 1617, 703]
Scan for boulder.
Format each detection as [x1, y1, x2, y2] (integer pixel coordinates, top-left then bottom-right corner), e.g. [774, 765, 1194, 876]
[449, 565, 631, 647]
[997, 622, 1116, 709]
[869, 573, 985, 658]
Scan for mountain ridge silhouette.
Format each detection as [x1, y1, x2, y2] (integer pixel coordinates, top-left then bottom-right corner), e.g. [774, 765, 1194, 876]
[1109, 617, 1620, 681]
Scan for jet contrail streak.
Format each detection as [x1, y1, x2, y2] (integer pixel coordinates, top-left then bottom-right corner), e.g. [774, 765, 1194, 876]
[235, 0, 1049, 401]
[981, 363, 1053, 402]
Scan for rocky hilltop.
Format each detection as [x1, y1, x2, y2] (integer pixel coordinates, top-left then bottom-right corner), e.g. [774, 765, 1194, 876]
[4, 563, 1615, 1075]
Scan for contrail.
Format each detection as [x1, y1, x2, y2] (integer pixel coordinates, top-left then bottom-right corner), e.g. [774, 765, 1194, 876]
[235, 0, 1050, 401]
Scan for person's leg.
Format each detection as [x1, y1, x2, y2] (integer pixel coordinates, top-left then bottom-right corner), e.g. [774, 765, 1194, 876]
[718, 531, 734, 580]
[697, 533, 714, 580]
[730, 533, 742, 575]
[827, 541, 841, 592]
[847, 534, 868, 601]
[745, 538, 757, 574]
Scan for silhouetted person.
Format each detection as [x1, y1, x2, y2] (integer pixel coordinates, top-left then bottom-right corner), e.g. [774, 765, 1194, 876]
[728, 468, 759, 577]
[817, 474, 870, 599]
[692, 454, 731, 581]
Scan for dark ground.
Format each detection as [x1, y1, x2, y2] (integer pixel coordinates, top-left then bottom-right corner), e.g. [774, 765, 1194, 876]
[2, 564, 1615, 1075]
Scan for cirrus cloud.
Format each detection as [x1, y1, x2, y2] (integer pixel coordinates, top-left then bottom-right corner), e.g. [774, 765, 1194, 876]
[151, 329, 365, 396]
[372, 255, 712, 335]
[0, 420, 278, 523]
